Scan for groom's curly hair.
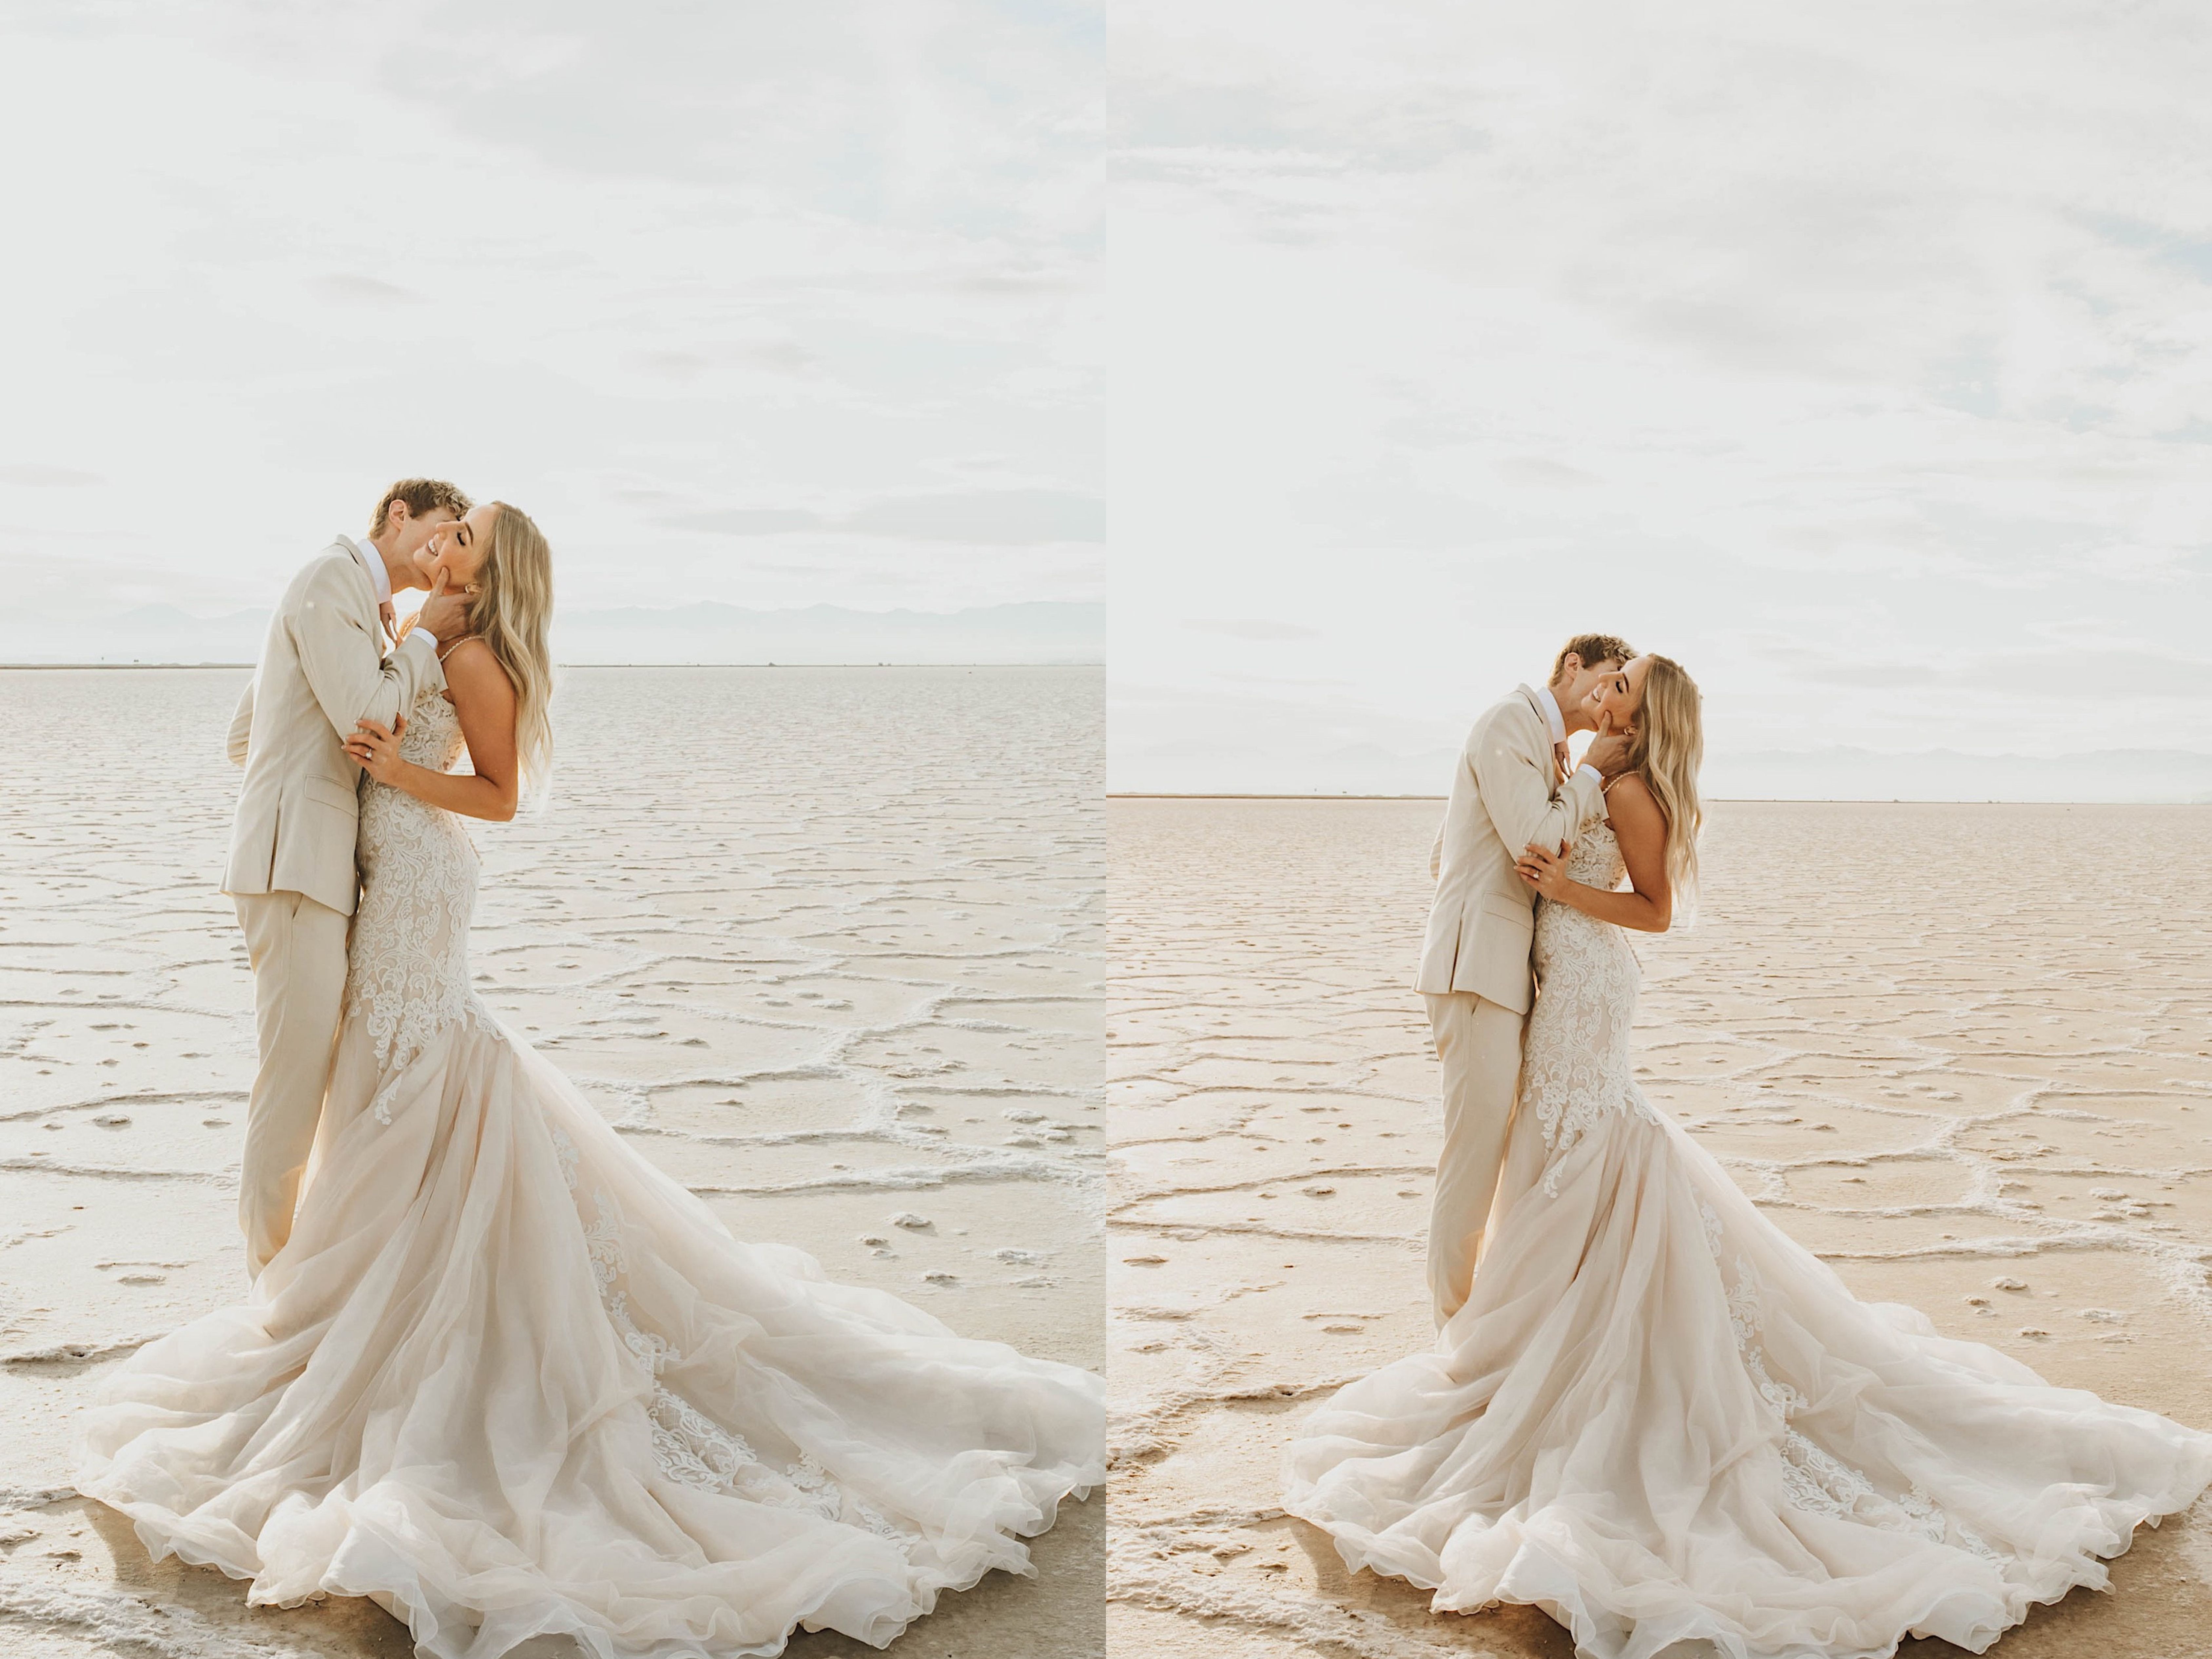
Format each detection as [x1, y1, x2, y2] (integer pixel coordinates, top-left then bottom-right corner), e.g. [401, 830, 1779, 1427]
[1553, 632, 1636, 680]
[368, 478, 472, 538]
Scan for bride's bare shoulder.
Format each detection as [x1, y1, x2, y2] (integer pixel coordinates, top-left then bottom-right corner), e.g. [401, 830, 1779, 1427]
[1602, 771, 1665, 836]
[441, 638, 516, 712]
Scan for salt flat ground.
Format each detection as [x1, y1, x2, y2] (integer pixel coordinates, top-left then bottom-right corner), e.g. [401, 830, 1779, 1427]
[1109, 797, 2212, 1659]
[0, 666, 1105, 1659]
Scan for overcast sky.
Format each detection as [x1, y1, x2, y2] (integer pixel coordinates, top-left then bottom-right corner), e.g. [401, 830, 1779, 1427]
[1110, 1, 2212, 794]
[9, 3, 2210, 792]
[0, 0, 1101, 630]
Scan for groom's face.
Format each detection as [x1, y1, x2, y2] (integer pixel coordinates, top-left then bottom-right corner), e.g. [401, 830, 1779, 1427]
[1559, 655, 1623, 711]
[384, 500, 457, 569]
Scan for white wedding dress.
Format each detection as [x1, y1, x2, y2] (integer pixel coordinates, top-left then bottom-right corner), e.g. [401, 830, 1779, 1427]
[1285, 810, 2212, 1659]
[79, 685, 1105, 1658]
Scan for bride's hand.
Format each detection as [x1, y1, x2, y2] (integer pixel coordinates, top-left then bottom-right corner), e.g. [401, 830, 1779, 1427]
[1516, 839, 1572, 900]
[344, 714, 408, 783]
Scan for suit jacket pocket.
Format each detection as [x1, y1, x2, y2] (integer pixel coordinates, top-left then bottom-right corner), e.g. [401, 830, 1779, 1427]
[1481, 891, 1535, 931]
[304, 776, 360, 817]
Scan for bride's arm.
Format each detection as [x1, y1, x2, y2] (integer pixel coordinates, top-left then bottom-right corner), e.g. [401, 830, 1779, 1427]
[342, 641, 521, 822]
[1515, 773, 1673, 933]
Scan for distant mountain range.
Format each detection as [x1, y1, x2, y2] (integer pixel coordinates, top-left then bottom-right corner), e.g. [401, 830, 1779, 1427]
[0, 601, 1103, 666]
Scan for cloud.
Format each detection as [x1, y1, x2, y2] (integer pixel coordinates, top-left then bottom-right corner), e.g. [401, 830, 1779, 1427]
[1494, 456, 1600, 488]
[1789, 662, 1946, 689]
[0, 464, 102, 487]
[847, 490, 1105, 543]
[667, 490, 1105, 545]
[0, 3, 1102, 621]
[1185, 618, 1322, 641]
[670, 509, 826, 536]
[314, 274, 420, 306]
[1109, 0, 2212, 797]
[1781, 646, 2212, 700]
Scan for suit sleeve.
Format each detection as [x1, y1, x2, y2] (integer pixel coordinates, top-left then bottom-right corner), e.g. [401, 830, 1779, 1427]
[1472, 712, 1603, 861]
[288, 561, 440, 744]
[1429, 816, 1445, 881]
[226, 676, 255, 766]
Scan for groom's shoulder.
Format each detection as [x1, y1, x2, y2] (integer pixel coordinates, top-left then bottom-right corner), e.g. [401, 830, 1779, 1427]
[1468, 686, 1538, 739]
[285, 540, 372, 606]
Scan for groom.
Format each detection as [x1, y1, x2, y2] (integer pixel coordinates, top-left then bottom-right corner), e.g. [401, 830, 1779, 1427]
[1417, 632, 1635, 1324]
[220, 479, 477, 1277]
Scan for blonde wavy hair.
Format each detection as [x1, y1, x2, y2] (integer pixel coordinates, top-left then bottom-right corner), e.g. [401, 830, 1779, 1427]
[466, 503, 555, 796]
[1623, 654, 1704, 913]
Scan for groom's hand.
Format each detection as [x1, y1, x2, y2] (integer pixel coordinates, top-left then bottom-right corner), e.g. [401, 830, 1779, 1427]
[415, 574, 474, 644]
[1582, 712, 1631, 780]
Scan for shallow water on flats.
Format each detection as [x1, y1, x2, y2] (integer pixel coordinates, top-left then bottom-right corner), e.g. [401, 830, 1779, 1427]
[0, 665, 1104, 1659]
[1109, 796, 2212, 1659]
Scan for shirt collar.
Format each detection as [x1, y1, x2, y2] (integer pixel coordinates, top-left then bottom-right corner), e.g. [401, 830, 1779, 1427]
[1534, 684, 1567, 745]
[350, 536, 393, 607]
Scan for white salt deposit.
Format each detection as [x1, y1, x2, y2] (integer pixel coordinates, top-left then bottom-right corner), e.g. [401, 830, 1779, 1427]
[0, 665, 1105, 1658]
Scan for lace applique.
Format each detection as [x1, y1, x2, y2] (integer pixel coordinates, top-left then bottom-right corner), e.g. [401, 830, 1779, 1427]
[344, 688, 501, 1124]
[546, 1126, 913, 1546]
[648, 1388, 763, 1491]
[1696, 1198, 2001, 1561]
[1521, 815, 1659, 1194]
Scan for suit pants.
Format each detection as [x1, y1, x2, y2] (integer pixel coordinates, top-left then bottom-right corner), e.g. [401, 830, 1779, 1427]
[232, 891, 350, 1277]
[1424, 989, 1527, 1326]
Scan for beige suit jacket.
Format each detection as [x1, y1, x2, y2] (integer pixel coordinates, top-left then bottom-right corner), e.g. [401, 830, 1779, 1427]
[222, 538, 441, 917]
[1413, 684, 1605, 1013]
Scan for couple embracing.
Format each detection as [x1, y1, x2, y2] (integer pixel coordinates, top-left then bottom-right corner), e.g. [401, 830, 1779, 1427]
[1287, 635, 2212, 1659]
[76, 481, 1104, 1659]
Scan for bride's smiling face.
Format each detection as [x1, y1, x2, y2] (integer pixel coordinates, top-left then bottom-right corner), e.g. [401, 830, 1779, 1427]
[1584, 654, 1653, 733]
[413, 504, 502, 595]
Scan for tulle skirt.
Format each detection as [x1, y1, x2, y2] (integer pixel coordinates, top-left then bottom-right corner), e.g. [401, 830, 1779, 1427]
[1283, 1097, 2212, 1659]
[78, 1011, 1104, 1658]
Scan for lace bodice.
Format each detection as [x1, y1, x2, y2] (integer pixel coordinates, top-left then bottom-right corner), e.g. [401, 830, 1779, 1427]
[1520, 808, 1659, 1192]
[1559, 812, 1628, 889]
[343, 684, 494, 1121]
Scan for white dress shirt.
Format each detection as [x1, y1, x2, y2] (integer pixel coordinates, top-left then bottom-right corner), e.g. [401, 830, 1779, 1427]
[1536, 685, 1603, 790]
[347, 535, 437, 647]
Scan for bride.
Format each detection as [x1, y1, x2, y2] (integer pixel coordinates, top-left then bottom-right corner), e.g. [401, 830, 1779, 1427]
[1284, 654, 2212, 1659]
[78, 503, 1105, 1658]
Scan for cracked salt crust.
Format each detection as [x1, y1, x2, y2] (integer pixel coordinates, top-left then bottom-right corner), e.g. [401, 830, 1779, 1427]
[0, 665, 1106, 1659]
[1108, 796, 2212, 1659]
